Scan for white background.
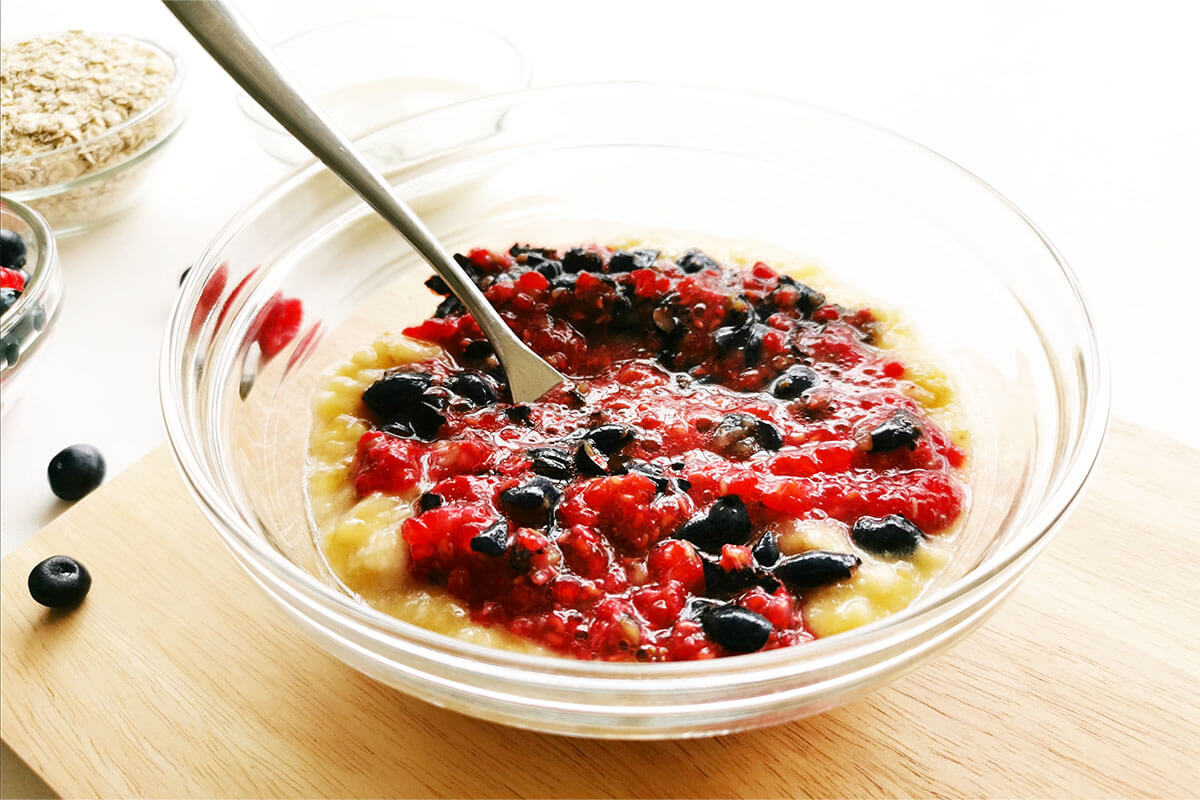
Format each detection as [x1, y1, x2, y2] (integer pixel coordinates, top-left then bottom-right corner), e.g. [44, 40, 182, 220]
[1, 0, 1197, 793]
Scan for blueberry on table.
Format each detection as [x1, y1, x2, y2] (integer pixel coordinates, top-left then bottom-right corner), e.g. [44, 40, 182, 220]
[851, 514, 925, 557]
[47, 444, 106, 501]
[701, 604, 773, 653]
[28, 555, 92, 608]
[0, 229, 27, 269]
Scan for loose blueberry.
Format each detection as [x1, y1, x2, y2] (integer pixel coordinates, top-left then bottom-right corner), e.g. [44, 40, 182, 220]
[449, 372, 498, 406]
[770, 365, 819, 399]
[562, 248, 604, 274]
[362, 372, 433, 419]
[47, 444, 105, 501]
[607, 248, 659, 273]
[584, 424, 634, 455]
[470, 522, 509, 556]
[851, 514, 925, 557]
[0, 229, 27, 269]
[701, 604, 773, 653]
[0, 287, 18, 315]
[530, 448, 574, 480]
[752, 532, 780, 567]
[677, 249, 719, 274]
[499, 476, 560, 527]
[674, 495, 752, 554]
[772, 551, 860, 590]
[28, 555, 91, 608]
[419, 492, 444, 511]
[866, 409, 923, 452]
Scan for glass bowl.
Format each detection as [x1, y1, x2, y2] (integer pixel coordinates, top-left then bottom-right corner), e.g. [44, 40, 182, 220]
[1, 195, 63, 416]
[161, 84, 1108, 739]
[235, 15, 531, 164]
[0, 35, 186, 237]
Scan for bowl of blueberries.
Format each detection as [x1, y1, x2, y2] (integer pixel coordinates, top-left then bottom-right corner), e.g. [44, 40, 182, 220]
[0, 195, 64, 415]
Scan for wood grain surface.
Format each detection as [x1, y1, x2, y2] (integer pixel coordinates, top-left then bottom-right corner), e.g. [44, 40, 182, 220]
[2, 420, 1198, 799]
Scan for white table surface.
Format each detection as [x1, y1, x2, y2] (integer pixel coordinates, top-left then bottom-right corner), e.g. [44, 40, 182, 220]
[2, 0, 1197, 795]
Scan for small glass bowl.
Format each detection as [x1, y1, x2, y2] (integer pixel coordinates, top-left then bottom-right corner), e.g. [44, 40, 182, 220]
[1, 195, 63, 416]
[235, 15, 530, 164]
[162, 84, 1109, 739]
[0, 35, 186, 237]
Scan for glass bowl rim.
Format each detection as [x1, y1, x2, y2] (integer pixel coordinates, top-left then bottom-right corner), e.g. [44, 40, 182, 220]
[0, 194, 59, 339]
[233, 13, 533, 133]
[1, 33, 186, 174]
[161, 81, 1110, 679]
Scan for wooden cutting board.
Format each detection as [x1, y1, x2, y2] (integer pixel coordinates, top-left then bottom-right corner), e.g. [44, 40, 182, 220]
[2, 419, 1198, 799]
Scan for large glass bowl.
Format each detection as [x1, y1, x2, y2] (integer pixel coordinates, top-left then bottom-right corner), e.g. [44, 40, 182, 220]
[161, 84, 1108, 739]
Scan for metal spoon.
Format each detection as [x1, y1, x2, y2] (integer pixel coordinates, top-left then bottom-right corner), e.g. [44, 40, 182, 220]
[164, 0, 564, 403]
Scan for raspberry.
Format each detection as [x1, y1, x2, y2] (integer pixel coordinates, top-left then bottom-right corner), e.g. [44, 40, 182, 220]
[353, 431, 422, 496]
[256, 294, 303, 358]
[0, 267, 25, 291]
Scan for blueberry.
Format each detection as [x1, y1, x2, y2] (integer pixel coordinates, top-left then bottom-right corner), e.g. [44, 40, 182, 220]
[434, 294, 465, 318]
[770, 365, 819, 399]
[700, 553, 758, 597]
[574, 440, 608, 476]
[752, 532, 780, 567]
[462, 339, 494, 360]
[851, 514, 924, 557]
[701, 604, 773, 653]
[584, 424, 634, 455]
[449, 372, 498, 406]
[2, 336, 19, 367]
[424, 274, 452, 295]
[530, 448, 574, 480]
[0, 229, 27, 269]
[534, 259, 564, 279]
[562, 248, 603, 274]
[363, 372, 432, 418]
[378, 400, 446, 441]
[28, 555, 92, 608]
[47, 444, 105, 501]
[772, 551, 860, 590]
[674, 495, 752, 554]
[470, 522, 509, 556]
[419, 492, 444, 511]
[677, 249, 719, 274]
[504, 404, 532, 424]
[754, 419, 783, 451]
[607, 248, 659, 273]
[623, 461, 669, 493]
[0, 287, 18, 315]
[451, 253, 483, 282]
[711, 413, 781, 458]
[866, 409, 923, 452]
[499, 476, 560, 527]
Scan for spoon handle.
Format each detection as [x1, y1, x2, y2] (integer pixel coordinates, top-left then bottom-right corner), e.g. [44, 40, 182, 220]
[163, 0, 564, 402]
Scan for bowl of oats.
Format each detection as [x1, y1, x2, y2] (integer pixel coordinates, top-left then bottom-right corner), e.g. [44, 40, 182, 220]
[0, 31, 186, 236]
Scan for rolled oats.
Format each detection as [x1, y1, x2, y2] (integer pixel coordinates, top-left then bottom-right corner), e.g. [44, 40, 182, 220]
[1, 31, 180, 232]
